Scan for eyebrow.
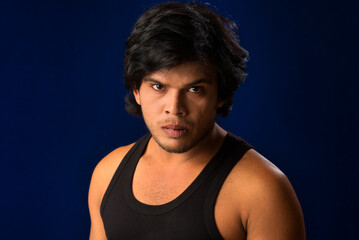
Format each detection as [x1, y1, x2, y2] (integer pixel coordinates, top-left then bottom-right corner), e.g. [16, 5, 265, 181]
[143, 78, 213, 87]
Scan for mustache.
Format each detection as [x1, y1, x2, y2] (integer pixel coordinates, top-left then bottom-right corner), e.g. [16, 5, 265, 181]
[159, 118, 193, 127]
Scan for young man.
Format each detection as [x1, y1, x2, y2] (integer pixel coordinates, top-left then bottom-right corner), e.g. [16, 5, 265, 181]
[88, 2, 305, 240]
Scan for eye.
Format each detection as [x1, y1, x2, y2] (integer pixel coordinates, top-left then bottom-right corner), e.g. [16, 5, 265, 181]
[151, 84, 164, 91]
[188, 86, 202, 93]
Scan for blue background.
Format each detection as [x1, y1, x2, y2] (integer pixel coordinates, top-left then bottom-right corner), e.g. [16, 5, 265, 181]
[1, 0, 358, 239]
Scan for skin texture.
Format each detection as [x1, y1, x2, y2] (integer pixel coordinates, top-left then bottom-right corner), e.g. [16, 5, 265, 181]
[133, 61, 224, 154]
[88, 61, 306, 240]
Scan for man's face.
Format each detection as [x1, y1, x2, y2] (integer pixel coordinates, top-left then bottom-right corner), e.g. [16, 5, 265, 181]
[133, 61, 223, 153]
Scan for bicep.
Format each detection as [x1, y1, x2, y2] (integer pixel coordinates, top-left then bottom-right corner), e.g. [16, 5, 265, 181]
[88, 165, 107, 240]
[246, 174, 305, 240]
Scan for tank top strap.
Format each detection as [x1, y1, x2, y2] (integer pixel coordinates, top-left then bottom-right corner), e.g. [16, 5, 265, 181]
[204, 132, 253, 239]
[100, 133, 151, 216]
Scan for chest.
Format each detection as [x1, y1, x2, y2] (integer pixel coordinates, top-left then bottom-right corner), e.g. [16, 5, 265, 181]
[131, 161, 247, 240]
[132, 159, 202, 205]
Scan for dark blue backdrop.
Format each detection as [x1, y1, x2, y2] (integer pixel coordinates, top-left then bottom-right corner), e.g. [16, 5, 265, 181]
[1, 0, 358, 239]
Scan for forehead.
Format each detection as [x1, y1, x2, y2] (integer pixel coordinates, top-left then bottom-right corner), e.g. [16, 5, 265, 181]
[143, 61, 217, 85]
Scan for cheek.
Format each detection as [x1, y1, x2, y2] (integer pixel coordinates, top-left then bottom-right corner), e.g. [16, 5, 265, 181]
[141, 96, 161, 115]
[189, 98, 217, 116]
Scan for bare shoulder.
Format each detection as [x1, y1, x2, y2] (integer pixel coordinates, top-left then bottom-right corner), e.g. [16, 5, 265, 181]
[230, 149, 290, 191]
[223, 149, 306, 240]
[88, 143, 134, 240]
[89, 142, 135, 204]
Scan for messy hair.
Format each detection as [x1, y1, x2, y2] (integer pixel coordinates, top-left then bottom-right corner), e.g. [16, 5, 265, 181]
[124, 2, 248, 117]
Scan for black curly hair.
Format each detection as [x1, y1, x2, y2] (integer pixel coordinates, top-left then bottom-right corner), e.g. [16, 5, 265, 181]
[124, 2, 248, 117]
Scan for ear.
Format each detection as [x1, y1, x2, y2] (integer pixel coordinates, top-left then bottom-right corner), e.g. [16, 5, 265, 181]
[217, 99, 224, 108]
[133, 89, 141, 105]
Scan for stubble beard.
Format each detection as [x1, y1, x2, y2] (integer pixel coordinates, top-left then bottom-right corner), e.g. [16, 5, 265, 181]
[145, 118, 216, 154]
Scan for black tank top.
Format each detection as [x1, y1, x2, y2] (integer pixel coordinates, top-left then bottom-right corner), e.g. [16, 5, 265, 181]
[101, 132, 252, 240]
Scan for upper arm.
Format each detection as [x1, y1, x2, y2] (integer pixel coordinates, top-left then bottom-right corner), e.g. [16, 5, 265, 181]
[243, 155, 306, 240]
[88, 160, 109, 240]
[246, 173, 305, 240]
[88, 144, 134, 240]
[229, 150, 305, 240]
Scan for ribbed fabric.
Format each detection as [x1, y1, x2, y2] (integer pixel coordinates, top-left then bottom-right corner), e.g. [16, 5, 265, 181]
[101, 132, 252, 240]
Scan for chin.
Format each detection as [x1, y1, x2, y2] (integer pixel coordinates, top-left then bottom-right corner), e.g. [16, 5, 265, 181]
[155, 137, 192, 153]
[161, 146, 189, 154]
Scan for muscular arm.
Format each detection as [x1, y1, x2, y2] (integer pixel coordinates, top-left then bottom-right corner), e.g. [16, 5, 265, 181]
[218, 149, 305, 240]
[241, 151, 306, 240]
[246, 171, 305, 239]
[88, 161, 108, 240]
[88, 144, 134, 240]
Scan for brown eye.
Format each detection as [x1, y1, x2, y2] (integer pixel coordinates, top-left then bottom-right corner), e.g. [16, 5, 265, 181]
[188, 86, 201, 93]
[151, 84, 163, 91]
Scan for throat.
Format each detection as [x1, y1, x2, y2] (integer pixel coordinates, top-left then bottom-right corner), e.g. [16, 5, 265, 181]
[132, 125, 227, 205]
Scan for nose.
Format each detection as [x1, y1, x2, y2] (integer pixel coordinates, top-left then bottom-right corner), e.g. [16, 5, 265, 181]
[165, 90, 187, 116]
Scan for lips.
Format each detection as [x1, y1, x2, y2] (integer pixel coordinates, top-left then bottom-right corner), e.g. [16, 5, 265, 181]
[162, 124, 187, 138]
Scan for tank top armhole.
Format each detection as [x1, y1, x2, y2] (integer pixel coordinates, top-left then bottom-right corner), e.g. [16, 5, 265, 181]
[204, 132, 253, 239]
[100, 133, 151, 217]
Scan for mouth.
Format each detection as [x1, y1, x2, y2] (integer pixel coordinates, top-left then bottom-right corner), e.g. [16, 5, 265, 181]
[162, 124, 188, 138]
